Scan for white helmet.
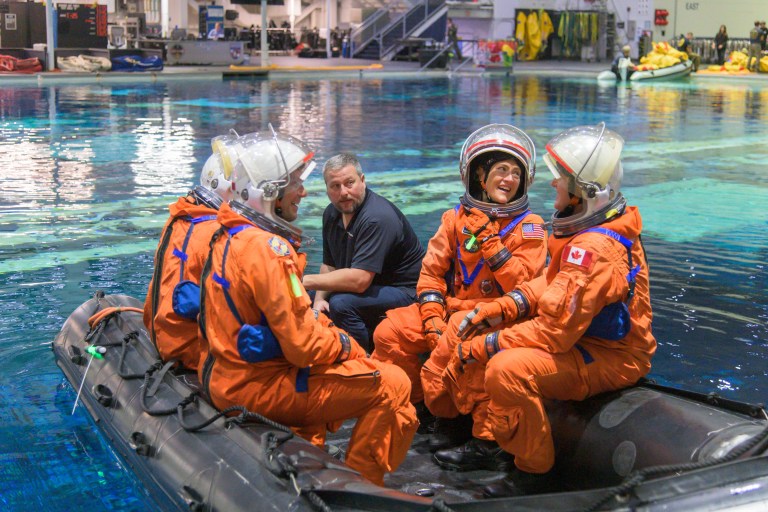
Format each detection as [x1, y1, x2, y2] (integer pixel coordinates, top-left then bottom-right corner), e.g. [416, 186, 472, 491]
[193, 151, 235, 209]
[543, 122, 627, 236]
[218, 128, 316, 238]
[459, 124, 536, 218]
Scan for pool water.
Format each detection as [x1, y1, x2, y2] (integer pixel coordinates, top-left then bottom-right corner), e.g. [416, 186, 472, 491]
[0, 75, 766, 510]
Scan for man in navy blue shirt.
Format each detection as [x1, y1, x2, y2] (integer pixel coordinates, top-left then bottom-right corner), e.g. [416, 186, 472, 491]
[303, 153, 425, 352]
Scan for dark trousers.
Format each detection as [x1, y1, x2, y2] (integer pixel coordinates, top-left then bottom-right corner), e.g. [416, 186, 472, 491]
[449, 39, 462, 60]
[328, 285, 416, 353]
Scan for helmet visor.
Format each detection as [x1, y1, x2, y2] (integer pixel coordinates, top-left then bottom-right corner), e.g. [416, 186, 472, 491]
[460, 124, 535, 179]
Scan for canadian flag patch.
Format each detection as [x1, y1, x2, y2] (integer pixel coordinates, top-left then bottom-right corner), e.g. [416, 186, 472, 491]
[563, 245, 593, 268]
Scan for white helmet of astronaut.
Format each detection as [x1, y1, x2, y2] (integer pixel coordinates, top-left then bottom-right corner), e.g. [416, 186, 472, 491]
[193, 150, 235, 209]
[459, 123, 536, 218]
[217, 127, 316, 241]
[543, 122, 627, 237]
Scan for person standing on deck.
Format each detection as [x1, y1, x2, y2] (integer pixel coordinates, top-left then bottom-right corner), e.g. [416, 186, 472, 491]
[447, 18, 463, 61]
[747, 21, 762, 72]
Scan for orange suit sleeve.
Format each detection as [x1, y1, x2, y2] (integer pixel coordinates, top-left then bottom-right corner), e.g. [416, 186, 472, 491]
[491, 235, 627, 355]
[485, 213, 547, 292]
[240, 235, 355, 368]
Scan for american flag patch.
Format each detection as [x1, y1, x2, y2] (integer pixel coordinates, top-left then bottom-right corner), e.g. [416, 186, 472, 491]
[521, 223, 545, 239]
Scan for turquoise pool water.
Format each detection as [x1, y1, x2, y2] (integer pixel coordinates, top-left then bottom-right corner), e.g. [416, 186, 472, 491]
[0, 74, 766, 510]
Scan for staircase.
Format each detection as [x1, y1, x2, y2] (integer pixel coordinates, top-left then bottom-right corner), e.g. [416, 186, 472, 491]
[352, 0, 447, 61]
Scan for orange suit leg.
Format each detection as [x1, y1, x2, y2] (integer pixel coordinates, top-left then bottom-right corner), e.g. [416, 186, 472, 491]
[484, 347, 589, 473]
[421, 311, 464, 418]
[371, 304, 429, 403]
[303, 358, 418, 485]
[422, 309, 492, 440]
[434, 311, 494, 439]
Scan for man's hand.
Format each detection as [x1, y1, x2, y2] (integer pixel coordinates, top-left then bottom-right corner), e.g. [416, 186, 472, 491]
[313, 298, 330, 313]
[457, 294, 520, 340]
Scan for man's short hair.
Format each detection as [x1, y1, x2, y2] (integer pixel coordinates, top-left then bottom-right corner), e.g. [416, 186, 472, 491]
[323, 153, 363, 182]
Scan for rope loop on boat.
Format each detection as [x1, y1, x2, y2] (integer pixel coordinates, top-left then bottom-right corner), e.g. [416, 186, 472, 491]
[229, 408, 295, 435]
[140, 362, 191, 415]
[304, 490, 332, 512]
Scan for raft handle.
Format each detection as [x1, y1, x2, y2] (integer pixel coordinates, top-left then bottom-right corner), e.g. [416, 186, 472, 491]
[94, 384, 114, 407]
[129, 431, 155, 457]
[69, 346, 87, 366]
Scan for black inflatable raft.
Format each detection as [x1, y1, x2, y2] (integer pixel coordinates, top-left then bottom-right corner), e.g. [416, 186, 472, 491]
[53, 293, 768, 511]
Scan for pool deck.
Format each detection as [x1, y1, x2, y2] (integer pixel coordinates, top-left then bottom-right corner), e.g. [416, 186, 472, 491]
[1, 55, 766, 83]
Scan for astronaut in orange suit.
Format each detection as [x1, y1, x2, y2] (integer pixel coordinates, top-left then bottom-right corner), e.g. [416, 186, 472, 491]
[197, 128, 417, 486]
[143, 147, 234, 370]
[438, 123, 656, 497]
[372, 124, 547, 449]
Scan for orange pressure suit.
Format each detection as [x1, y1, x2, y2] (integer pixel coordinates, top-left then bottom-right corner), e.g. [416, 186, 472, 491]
[144, 196, 220, 370]
[445, 206, 656, 473]
[198, 203, 418, 485]
[373, 205, 547, 413]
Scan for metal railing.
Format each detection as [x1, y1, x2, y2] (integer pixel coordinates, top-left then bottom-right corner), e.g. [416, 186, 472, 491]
[350, 8, 392, 56]
[378, 0, 445, 60]
[419, 39, 476, 71]
[351, 0, 445, 59]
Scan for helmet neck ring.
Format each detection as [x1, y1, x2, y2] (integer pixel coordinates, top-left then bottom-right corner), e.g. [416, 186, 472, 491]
[461, 192, 530, 219]
[191, 186, 223, 210]
[230, 200, 303, 247]
[551, 193, 627, 238]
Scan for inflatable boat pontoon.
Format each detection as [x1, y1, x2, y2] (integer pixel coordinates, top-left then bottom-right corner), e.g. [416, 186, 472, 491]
[53, 293, 768, 511]
[597, 59, 694, 83]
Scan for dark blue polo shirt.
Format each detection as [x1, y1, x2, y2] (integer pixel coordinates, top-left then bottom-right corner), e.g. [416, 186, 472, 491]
[322, 188, 425, 288]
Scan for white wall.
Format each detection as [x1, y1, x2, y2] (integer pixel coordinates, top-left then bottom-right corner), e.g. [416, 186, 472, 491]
[652, 0, 766, 42]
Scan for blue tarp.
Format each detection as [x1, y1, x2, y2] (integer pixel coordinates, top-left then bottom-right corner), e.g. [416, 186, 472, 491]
[110, 55, 164, 72]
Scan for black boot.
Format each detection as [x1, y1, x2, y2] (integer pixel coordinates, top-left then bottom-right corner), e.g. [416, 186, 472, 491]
[482, 468, 555, 498]
[428, 414, 473, 452]
[414, 401, 436, 435]
[433, 438, 513, 472]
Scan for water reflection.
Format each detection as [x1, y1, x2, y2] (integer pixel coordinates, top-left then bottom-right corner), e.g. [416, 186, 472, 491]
[0, 76, 766, 392]
[0, 74, 767, 511]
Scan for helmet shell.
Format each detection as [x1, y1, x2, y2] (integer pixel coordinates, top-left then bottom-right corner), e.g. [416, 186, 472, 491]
[460, 124, 536, 193]
[544, 123, 627, 236]
[218, 131, 315, 222]
[543, 122, 624, 198]
[458, 124, 536, 218]
[198, 152, 235, 203]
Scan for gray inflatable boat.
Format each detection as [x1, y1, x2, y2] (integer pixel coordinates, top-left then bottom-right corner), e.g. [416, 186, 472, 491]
[53, 293, 768, 511]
